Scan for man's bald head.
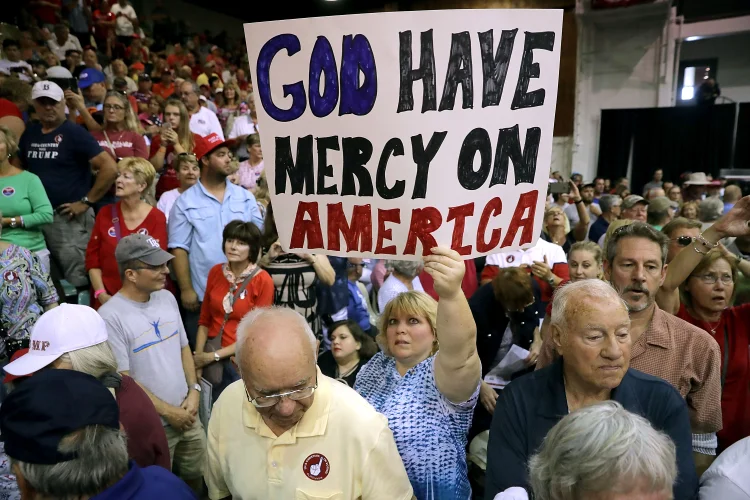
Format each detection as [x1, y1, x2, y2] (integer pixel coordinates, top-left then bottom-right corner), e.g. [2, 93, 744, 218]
[235, 307, 319, 435]
[236, 306, 316, 365]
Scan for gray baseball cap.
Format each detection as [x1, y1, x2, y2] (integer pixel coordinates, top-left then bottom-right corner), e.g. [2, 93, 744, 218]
[115, 234, 173, 266]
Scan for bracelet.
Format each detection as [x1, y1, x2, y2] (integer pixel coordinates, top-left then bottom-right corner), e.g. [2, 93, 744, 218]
[692, 241, 708, 256]
[696, 233, 718, 249]
[574, 199, 583, 204]
[94, 289, 107, 299]
[19, 216, 24, 228]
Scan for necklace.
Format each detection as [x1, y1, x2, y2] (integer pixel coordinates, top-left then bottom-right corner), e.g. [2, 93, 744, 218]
[706, 319, 721, 334]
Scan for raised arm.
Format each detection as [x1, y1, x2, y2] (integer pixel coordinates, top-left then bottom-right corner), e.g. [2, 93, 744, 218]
[659, 196, 750, 314]
[427, 247, 481, 403]
[570, 182, 590, 242]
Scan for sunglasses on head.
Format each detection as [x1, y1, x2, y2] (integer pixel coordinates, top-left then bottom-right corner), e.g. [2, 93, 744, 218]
[672, 236, 693, 247]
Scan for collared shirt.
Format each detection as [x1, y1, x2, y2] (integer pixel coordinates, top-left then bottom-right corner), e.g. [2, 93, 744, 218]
[484, 358, 698, 500]
[205, 369, 413, 500]
[92, 460, 196, 499]
[189, 106, 224, 139]
[536, 304, 723, 434]
[168, 179, 263, 300]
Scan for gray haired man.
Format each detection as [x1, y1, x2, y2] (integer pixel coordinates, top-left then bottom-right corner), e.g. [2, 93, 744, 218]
[0, 369, 195, 500]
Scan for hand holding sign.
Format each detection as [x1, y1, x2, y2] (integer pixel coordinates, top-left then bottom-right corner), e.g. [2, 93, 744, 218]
[424, 247, 465, 300]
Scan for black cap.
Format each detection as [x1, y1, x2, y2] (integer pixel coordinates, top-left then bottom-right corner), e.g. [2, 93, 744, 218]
[138, 73, 151, 81]
[0, 370, 120, 465]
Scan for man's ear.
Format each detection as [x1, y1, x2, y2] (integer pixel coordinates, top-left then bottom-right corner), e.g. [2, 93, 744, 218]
[551, 323, 565, 357]
[659, 263, 668, 288]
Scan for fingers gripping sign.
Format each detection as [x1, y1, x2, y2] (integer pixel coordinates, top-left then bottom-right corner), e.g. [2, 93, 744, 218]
[423, 246, 465, 299]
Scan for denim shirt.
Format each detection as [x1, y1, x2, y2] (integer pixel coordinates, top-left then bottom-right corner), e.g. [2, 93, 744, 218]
[168, 179, 263, 301]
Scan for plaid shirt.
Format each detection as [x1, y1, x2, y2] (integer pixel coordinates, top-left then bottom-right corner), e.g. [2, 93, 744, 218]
[537, 304, 723, 434]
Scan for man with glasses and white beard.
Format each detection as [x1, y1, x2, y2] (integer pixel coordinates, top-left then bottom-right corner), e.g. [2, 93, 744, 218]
[205, 306, 413, 500]
[537, 222, 723, 472]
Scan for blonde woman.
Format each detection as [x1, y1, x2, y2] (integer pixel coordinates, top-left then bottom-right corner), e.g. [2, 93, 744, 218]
[355, 247, 481, 499]
[86, 158, 167, 309]
[149, 99, 201, 199]
[91, 91, 148, 161]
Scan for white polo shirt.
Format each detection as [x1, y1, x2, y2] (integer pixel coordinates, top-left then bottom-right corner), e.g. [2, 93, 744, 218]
[205, 368, 413, 500]
[189, 106, 224, 139]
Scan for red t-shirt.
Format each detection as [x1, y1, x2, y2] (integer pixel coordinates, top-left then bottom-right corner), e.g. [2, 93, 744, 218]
[0, 98, 23, 119]
[199, 264, 275, 348]
[93, 10, 115, 42]
[677, 302, 750, 450]
[152, 82, 175, 100]
[481, 263, 570, 304]
[33, 0, 62, 25]
[91, 129, 148, 160]
[166, 53, 186, 68]
[117, 375, 171, 470]
[419, 259, 478, 301]
[150, 133, 202, 199]
[85, 202, 168, 309]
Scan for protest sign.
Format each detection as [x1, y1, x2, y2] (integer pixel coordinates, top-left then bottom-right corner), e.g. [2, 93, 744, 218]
[244, 9, 563, 259]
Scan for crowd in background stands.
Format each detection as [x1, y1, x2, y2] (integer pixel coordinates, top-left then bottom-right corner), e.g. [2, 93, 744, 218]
[0, 2, 750, 500]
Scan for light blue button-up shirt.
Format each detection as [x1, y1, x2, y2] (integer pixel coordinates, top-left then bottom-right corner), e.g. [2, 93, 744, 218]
[168, 179, 263, 301]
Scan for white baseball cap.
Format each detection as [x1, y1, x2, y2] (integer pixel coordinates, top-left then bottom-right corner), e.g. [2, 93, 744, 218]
[45, 66, 73, 79]
[31, 81, 64, 102]
[4, 304, 109, 376]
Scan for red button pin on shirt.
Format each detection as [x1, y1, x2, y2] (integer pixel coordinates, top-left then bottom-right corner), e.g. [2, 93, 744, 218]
[302, 453, 330, 481]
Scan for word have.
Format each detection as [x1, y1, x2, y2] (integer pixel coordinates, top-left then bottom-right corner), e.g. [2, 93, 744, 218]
[256, 29, 555, 122]
[289, 191, 538, 256]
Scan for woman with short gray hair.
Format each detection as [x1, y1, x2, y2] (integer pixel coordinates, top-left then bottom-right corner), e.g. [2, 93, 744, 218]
[377, 259, 424, 312]
[529, 401, 677, 500]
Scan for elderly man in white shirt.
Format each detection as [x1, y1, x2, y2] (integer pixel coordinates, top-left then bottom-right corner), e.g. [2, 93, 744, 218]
[179, 80, 224, 139]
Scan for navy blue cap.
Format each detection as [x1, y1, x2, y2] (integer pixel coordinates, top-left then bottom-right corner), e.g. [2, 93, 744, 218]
[0, 370, 120, 465]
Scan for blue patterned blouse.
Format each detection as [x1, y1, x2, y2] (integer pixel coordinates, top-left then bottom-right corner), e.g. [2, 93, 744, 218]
[355, 352, 479, 500]
[0, 244, 58, 358]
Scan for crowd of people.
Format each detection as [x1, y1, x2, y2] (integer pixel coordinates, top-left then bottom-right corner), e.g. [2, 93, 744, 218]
[1, 3, 750, 500]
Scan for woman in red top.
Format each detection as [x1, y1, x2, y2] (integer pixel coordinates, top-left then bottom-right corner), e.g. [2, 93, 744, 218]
[149, 99, 202, 200]
[86, 158, 167, 310]
[193, 220, 274, 401]
[658, 196, 750, 451]
[91, 90, 147, 159]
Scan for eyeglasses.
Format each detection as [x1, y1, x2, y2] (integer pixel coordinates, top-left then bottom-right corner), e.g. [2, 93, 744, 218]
[177, 152, 197, 159]
[243, 375, 318, 408]
[671, 236, 694, 247]
[691, 273, 734, 285]
[104, 104, 125, 111]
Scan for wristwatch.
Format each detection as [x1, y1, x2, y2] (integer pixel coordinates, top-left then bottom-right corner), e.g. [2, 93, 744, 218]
[214, 352, 221, 363]
[192, 383, 202, 393]
[547, 276, 555, 285]
[80, 196, 93, 207]
[9, 217, 17, 228]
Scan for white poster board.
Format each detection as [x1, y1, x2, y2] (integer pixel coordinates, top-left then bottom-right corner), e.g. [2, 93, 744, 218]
[244, 9, 563, 259]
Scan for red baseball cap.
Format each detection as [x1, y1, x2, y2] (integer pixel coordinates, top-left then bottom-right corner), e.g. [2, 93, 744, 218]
[194, 133, 234, 161]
